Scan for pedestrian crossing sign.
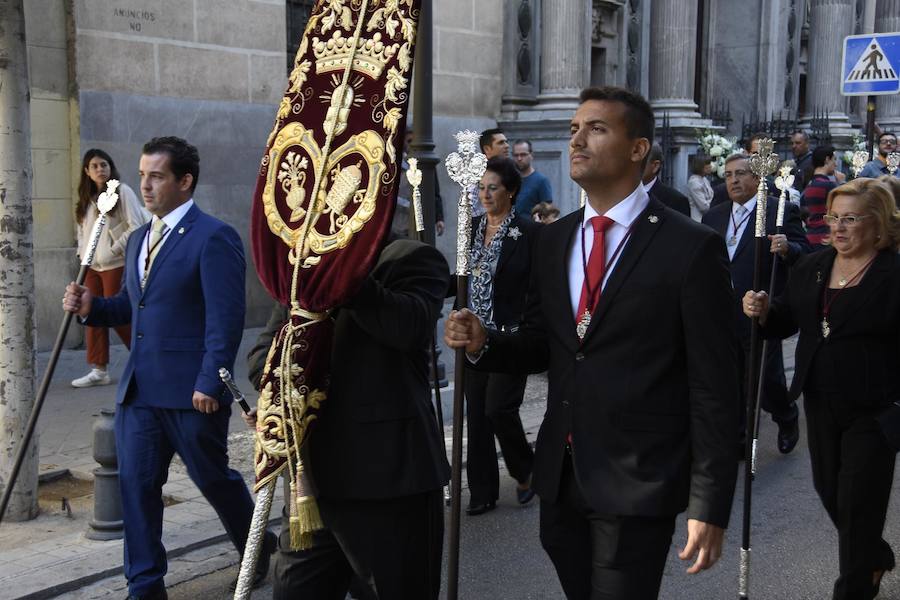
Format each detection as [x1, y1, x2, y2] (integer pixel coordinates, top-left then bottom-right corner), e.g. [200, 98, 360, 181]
[842, 33, 900, 96]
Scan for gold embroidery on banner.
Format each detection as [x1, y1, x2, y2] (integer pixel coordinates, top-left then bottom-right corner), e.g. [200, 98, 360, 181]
[314, 31, 397, 79]
[262, 122, 386, 259]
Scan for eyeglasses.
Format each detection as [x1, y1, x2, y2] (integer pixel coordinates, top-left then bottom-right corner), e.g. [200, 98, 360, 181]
[723, 169, 752, 179]
[823, 214, 871, 227]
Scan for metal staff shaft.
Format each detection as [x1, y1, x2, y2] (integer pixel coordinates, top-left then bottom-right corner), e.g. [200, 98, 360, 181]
[233, 479, 276, 600]
[0, 180, 119, 525]
[740, 141, 778, 599]
[219, 367, 253, 414]
[749, 179, 790, 479]
[444, 130, 484, 600]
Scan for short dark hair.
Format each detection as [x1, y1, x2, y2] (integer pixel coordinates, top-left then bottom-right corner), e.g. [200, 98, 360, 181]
[480, 128, 504, 153]
[745, 132, 768, 152]
[512, 139, 533, 153]
[578, 86, 655, 145]
[879, 131, 897, 143]
[484, 156, 522, 197]
[812, 145, 835, 168]
[792, 130, 809, 141]
[690, 154, 710, 175]
[647, 143, 664, 165]
[142, 136, 200, 192]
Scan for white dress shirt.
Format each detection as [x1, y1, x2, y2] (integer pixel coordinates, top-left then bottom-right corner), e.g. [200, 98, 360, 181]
[137, 199, 194, 283]
[726, 197, 756, 262]
[567, 184, 649, 318]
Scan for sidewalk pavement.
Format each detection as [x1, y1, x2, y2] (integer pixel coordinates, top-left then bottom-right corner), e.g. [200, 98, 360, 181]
[0, 310, 798, 600]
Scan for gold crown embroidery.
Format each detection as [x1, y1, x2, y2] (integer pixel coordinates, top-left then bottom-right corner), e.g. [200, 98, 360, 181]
[313, 31, 397, 79]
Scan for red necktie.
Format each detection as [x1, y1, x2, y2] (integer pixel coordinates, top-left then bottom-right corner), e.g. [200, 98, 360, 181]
[576, 216, 614, 321]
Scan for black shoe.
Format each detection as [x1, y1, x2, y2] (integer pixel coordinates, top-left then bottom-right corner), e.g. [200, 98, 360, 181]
[466, 501, 497, 516]
[230, 530, 278, 591]
[777, 419, 800, 454]
[516, 486, 536, 505]
[125, 589, 167, 600]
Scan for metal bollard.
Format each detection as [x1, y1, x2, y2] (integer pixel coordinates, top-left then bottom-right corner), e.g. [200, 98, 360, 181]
[86, 407, 123, 540]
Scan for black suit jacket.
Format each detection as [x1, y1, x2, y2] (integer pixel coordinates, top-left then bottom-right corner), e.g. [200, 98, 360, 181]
[470, 213, 538, 329]
[476, 199, 739, 527]
[648, 181, 691, 217]
[763, 248, 900, 405]
[248, 240, 451, 500]
[702, 198, 811, 342]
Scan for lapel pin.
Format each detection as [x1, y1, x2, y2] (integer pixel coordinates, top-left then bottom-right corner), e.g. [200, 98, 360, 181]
[648, 215, 659, 224]
[816, 271, 822, 283]
[178, 227, 185, 234]
[507, 226, 522, 240]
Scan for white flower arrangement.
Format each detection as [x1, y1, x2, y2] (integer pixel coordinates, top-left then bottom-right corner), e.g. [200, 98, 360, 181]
[697, 131, 739, 179]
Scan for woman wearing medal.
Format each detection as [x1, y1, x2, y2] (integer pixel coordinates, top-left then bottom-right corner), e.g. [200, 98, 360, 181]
[462, 156, 538, 515]
[743, 177, 900, 600]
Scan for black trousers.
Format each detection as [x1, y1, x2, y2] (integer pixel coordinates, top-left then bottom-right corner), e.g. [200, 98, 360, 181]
[464, 368, 534, 505]
[272, 489, 444, 600]
[804, 389, 897, 600]
[738, 339, 799, 432]
[539, 452, 676, 600]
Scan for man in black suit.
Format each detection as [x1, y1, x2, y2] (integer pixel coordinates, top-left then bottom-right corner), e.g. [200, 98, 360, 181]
[247, 238, 450, 600]
[446, 86, 739, 599]
[702, 153, 810, 454]
[642, 142, 691, 217]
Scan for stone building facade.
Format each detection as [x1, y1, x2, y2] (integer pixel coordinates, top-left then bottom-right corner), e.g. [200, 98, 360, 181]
[20, 0, 900, 347]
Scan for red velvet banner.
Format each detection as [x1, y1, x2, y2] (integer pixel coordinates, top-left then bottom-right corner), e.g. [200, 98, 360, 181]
[249, 0, 421, 502]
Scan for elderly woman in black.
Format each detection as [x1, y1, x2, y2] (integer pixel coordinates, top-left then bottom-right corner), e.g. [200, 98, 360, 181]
[464, 156, 538, 515]
[743, 178, 900, 599]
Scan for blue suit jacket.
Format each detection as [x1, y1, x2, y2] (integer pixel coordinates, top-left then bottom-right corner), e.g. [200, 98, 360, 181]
[86, 204, 246, 409]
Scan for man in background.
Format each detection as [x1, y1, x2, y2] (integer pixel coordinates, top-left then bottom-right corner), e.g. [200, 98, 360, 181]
[511, 139, 553, 217]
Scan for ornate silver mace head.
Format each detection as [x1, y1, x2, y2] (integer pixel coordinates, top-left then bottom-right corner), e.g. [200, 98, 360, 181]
[773, 163, 794, 228]
[446, 130, 487, 275]
[887, 152, 900, 176]
[405, 157, 425, 233]
[852, 150, 869, 178]
[749, 138, 778, 237]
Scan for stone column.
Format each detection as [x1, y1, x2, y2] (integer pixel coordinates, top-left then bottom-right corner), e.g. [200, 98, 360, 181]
[875, 0, 900, 130]
[647, 0, 715, 191]
[536, 0, 590, 111]
[649, 0, 702, 118]
[805, 0, 856, 144]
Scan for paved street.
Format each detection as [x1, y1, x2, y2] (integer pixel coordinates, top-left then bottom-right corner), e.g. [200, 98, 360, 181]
[64, 329, 900, 600]
[2, 304, 897, 599]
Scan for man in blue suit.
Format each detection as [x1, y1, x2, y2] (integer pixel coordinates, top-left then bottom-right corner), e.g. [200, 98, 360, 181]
[63, 137, 272, 600]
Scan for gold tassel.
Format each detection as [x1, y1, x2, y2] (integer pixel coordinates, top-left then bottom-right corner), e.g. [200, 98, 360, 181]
[288, 460, 323, 551]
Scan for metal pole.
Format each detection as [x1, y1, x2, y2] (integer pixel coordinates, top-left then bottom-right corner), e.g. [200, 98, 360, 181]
[739, 141, 779, 599]
[866, 95, 877, 161]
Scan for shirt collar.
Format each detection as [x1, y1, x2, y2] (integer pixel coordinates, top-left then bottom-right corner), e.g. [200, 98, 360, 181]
[732, 196, 757, 215]
[583, 183, 649, 229]
[153, 199, 194, 232]
[642, 177, 657, 193]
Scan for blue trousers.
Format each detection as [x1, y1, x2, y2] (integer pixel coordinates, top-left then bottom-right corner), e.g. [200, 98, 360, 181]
[115, 403, 254, 596]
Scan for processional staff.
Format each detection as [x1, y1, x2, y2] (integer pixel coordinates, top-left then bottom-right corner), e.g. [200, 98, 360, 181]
[444, 130, 487, 600]
[0, 181, 121, 524]
[749, 162, 794, 480]
[405, 158, 448, 475]
[739, 139, 779, 600]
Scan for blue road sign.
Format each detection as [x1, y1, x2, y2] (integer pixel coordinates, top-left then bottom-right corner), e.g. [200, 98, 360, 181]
[842, 33, 900, 96]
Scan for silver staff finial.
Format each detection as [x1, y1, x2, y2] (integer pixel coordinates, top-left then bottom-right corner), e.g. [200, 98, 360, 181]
[405, 157, 425, 233]
[445, 130, 487, 275]
[887, 152, 900, 176]
[749, 138, 778, 238]
[851, 150, 869, 178]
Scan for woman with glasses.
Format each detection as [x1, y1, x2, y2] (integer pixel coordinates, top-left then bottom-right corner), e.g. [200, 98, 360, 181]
[743, 178, 900, 600]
